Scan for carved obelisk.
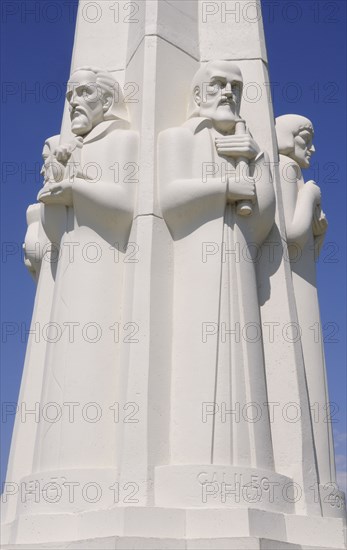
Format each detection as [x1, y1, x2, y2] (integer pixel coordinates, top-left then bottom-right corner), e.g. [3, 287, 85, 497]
[1, 1, 345, 548]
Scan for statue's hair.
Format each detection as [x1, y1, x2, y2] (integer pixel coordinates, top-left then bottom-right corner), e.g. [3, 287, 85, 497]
[275, 114, 313, 155]
[187, 60, 243, 119]
[68, 66, 129, 123]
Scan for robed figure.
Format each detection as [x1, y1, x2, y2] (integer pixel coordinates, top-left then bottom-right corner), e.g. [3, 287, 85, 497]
[276, 115, 342, 515]
[159, 61, 276, 469]
[32, 67, 138, 474]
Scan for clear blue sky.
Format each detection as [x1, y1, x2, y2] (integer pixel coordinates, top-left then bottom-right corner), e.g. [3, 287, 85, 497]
[1, 0, 346, 494]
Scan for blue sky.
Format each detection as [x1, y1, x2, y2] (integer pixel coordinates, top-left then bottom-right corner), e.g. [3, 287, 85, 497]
[1, 0, 346, 494]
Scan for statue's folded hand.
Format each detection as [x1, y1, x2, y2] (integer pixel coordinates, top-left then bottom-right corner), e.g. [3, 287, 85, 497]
[37, 179, 73, 206]
[54, 144, 74, 164]
[215, 134, 260, 159]
[312, 205, 328, 236]
[305, 180, 321, 205]
[227, 178, 256, 203]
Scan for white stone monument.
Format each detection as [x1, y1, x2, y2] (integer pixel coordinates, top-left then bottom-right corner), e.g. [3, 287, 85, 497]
[1, 1, 346, 548]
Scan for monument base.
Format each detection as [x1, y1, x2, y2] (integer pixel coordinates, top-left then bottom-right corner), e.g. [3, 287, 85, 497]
[1, 507, 345, 549]
[0, 536, 344, 550]
[0, 536, 340, 550]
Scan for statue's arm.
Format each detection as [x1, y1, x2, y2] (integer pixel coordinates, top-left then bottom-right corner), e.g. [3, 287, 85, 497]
[280, 158, 320, 248]
[159, 128, 227, 227]
[72, 178, 133, 217]
[248, 151, 276, 244]
[23, 204, 42, 281]
[312, 205, 328, 257]
[39, 177, 133, 216]
[39, 131, 138, 230]
[72, 131, 137, 218]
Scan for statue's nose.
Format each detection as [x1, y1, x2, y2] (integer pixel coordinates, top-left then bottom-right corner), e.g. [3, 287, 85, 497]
[69, 90, 80, 107]
[224, 83, 233, 96]
[310, 144, 316, 153]
[70, 95, 78, 107]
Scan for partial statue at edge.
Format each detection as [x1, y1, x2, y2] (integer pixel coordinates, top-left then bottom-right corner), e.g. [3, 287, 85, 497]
[276, 114, 343, 516]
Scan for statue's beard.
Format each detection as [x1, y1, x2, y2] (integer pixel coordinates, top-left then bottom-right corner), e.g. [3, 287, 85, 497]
[71, 111, 91, 135]
[212, 108, 239, 134]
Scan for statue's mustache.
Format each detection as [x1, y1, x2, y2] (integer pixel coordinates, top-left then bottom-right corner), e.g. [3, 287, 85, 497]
[218, 97, 236, 107]
[70, 107, 87, 119]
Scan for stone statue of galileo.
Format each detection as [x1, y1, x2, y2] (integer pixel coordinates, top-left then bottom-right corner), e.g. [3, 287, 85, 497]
[158, 60, 276, 470]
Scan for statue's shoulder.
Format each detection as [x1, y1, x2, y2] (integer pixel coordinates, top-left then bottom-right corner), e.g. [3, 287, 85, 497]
[158, 125, 194, 151]
[279, 153, 294, 161]
[107, 124, 138, 143]
[106, 124, 138, 154]
[159, 118, 212, 150]
[278, 153, 299, 170]
[85, 120, 135, 144]
[182, 117, 212, 134]
[278, 154, 302, 183]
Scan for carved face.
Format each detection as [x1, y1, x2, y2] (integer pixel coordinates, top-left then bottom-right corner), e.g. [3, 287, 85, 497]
[290, 128, 315, 169]
[40, 143, 50, 181]
[66, 70, 108, 136]
[195, 61, 243, 133]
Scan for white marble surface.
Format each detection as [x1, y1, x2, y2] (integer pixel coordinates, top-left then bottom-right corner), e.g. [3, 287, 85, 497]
[1, 1, 345, 548]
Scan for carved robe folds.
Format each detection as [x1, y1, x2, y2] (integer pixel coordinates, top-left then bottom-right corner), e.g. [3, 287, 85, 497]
[278, 152, 340, 516]
[158, 116, 276, 473]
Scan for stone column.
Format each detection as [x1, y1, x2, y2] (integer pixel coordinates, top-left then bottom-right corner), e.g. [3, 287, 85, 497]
[2, 1, 345, 548]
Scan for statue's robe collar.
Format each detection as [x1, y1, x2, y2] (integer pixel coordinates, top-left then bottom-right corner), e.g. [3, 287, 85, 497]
[182, 116, 213, 134]
[82, 118, 129, 145]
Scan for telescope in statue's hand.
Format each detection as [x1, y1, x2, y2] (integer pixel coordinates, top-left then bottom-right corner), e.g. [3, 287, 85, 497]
[235, 119, 254, 216]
